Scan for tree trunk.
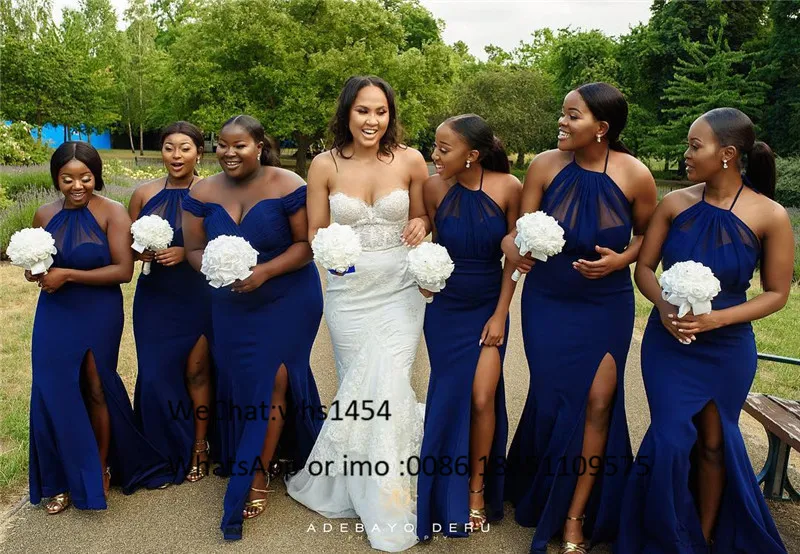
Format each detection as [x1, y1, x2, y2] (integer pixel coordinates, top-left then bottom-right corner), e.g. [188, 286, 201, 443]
[516, 150, 526, 169]
[664, 158, 669, 172]
[139, 123, 144, 156]
[295, 135, 310, 178]
[128, 120, 136, 154]
[64, 126, 68, 144]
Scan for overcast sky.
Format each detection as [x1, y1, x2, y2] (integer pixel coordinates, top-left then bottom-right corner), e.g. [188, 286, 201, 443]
[52, 0, 653, 60]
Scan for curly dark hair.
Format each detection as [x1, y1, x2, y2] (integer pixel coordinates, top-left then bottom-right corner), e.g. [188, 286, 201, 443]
[330, 75, 402, 160]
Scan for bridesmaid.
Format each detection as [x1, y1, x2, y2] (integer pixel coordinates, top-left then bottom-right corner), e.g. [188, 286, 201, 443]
[502, 83, 657, 553]
[129, 121, 214, 486]
[27, 142, 169, 514]
[182, 115, 324, 540]
[617, 108, 792, 553]
[417, 114, 521, 539]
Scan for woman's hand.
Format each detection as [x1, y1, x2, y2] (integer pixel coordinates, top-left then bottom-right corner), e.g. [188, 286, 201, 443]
[669, 311, 726, 336]
[480, 312, 506, 347]
[418, 286, 434, 298]
[402, 217, 427, 247]
[136, 249, 156, 263]
[501, 234, 535, 275]
[573, 245, 625, 280]
[658, 302, 694, 345]
[155, 246, 185, 267]
[231, 265, 269, 294]
[38, 268, 71, 293]
[24, 270, 42, 283]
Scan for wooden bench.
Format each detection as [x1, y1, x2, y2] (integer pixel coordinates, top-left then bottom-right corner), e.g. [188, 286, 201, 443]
[743, 391, 800, 500]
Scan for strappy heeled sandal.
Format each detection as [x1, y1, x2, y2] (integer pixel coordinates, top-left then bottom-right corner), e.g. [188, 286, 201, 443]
[45, 492, 71, 515]
[560, 514, 589, 553]
[103, 466, 111, 500]
[468, 483, 487, 531]
[242, 473, 273, 519]
[185, 439, 210, 483]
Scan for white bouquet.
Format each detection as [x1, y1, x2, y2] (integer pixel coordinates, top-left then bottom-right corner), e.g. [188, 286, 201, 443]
[130, 215, 173, 275]
[511, 211, 566, 281]
[7, 228, 57, 275]
[407, 242, 455, 302]
[659, 260, 721, 318]
[201, 235, 259, 288]
[311, 223, 362, 275]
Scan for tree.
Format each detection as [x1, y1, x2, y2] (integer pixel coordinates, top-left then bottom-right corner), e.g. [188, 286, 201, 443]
[649, 18, 769, 165]
[383, 0, 442, 51]
[164, 0, 457, 176]
[762, 0, 800, 154]
[453, 67, 558, 168]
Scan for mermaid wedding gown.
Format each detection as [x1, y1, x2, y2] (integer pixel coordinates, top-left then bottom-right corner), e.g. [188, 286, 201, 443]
[287, 189, 426, 552]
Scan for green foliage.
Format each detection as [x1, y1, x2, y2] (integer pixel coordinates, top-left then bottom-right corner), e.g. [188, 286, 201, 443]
[0, 190, 58, 257]
[776, 157, 800, 209]
[0, 122, 51, 165]
[0, 171, 52, 200]
[453, 67, 558, 166]
[762, 0, 800, 155]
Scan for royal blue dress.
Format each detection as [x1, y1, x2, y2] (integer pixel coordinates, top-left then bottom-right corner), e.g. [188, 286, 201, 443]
[29, 201, 170, 509]
[132, 180, 213, 485]
[182, 184, 324, 540]
[616, 185, 787, 553]
[417, 180, 510, 540]
[504, 154, 635, 552]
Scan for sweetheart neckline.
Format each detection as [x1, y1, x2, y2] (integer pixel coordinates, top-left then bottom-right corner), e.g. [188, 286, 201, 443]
[329, 188, 408, 208]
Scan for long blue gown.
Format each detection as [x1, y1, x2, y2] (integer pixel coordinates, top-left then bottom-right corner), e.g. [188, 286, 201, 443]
[616, 185, 787, 553]
[132, 180, 213, 485]
[417, 180, 509, 540]
[504, 154, 635, 552]
[29, 201, 171, 509]
[182, 185, 324, 540]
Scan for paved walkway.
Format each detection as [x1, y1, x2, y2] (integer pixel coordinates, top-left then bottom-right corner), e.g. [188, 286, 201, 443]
[2, 272, 798, 553]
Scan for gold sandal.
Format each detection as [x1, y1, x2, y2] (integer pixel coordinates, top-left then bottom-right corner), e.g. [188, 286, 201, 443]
[186, 439, 210, 483]
[468, 483, 487, 531]
[242, 473, 272, 520]
[103, 466, 111, 500]
[560, 514, 589, 553]
[45, 492, 71, 515]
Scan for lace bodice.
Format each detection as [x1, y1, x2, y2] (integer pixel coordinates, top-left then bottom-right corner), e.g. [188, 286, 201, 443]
[328, 189, 408, 251]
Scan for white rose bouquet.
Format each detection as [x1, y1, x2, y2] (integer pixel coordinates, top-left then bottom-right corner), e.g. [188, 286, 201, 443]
[659, 260, 721, 318]
[130, 215, 173, 275]
[311, 222, 362, 275]
[511, 211, 566, 281]
[7, 227, 57, 275]
[201, 235, 259, 288]
[407, 242, 455, 302]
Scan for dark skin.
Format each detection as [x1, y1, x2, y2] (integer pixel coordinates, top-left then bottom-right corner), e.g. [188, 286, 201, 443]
[182, 123, 313, 515]
[25, 159, 134, 510]
[423, 120, 522, 527]
[500, 90, 658, 545]
[128, 133, 212, 478]
[635, 116, 794, 542]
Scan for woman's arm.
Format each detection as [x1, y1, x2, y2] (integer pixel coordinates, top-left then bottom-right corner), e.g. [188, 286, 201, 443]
[39, 201, 134, 292]
[127, 183, 155, 263]
[403, 148, 432, 247]
[634, 194, 692, 344]
[182, 182, 210, 272]
[307, 154, 333, 244]
[500, 153, 548, 274]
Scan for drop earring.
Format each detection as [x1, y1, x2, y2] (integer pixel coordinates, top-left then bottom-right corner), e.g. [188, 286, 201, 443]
[723, 160, 728, 169]
[466, 160, 471, 168]
[596, 135, 602, 143]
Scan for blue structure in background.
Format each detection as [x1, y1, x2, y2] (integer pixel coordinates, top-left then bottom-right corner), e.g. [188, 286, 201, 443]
[28, 123, 111, 149]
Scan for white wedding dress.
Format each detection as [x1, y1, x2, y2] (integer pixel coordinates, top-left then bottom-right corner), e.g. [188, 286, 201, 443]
[287, 189, 426, 552]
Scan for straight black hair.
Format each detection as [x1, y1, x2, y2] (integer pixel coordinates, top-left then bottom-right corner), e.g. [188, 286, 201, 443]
[444, 114, 510, 173]
[160, 121, 204, 151]
[221, 114, 280, 166]
[50, 141, 105, 191]
[575, 82, 633, 156]
[701, 107, 776, 199]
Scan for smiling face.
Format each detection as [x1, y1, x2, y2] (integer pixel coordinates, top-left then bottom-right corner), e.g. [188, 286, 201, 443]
[162, 132, 200, 181]
[57, 159, 95, 208]
[216, 124, 262, 178]
[684, 117, 733, 183]
[431, 122, 477, 180]
[557, 90, 607, 151]
[348, 85, 390, 150]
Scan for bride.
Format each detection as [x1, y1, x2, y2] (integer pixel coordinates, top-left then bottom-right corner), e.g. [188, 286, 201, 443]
[286, 75, 430, 552]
